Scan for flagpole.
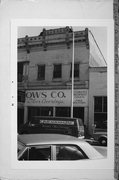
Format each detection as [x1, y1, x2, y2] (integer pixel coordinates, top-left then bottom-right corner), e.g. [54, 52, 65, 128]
[71, 30, 74, 118]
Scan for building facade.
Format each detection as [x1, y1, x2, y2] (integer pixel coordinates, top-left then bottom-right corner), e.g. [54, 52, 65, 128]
[89, 67, 107, 135]
[17, 27, 107, 136]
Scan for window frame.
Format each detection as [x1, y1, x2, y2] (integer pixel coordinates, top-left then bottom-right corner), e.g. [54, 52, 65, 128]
[70, 62, 80, 79]
[37, 64, 45, 81]
[18, 145, 53, 161]
[53, 63, 62, 80]
[18, 61, 29, 82]
[18, 144, 88, 161]
[94, 96, 107, 129]
[94, 96, 107, 113]
[18, 62, 25, 82]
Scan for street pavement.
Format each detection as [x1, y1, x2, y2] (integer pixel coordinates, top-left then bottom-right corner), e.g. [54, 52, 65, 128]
[84, 138, 107, 157]
[93, 145, 107, 157]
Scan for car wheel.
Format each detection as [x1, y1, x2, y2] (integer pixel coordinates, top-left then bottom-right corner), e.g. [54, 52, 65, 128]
[99, 137, 107, 146]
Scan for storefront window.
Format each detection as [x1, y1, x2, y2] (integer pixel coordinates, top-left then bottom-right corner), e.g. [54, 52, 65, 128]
[56, 107, 70, 117]
[94, 96, 107, 129]
[28, 107, 53, 122]
[55, 107, 84, 121]
[103, 97, 107, 112]
[28, 106, 84, 123]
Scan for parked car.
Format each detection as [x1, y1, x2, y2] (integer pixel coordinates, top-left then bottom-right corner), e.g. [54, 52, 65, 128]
[92, 124, 107, 146]
[92, 131, 107, 146]
[18, 134, 104, 161]
[18, 116, 84, 139]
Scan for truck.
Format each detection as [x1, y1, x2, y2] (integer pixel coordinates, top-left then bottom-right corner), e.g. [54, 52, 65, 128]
[18, 116, 84, 139]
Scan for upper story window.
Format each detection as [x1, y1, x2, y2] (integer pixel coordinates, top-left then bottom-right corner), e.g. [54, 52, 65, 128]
[18, 91, 25, 103]
[18, 62, 24, 82]
[53, 64, 62, 79]
[70, 63, 79, 78]
[37, 64, 45, 80]
[18, 61, 29, 82]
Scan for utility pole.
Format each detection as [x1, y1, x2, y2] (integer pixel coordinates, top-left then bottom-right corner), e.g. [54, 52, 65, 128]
[71, 30, 74, 118]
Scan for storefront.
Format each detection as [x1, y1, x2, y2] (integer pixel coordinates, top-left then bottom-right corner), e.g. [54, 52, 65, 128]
[24, 89, 88, 125]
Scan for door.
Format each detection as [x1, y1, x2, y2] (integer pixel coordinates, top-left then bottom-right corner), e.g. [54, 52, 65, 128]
[73, 107, 84, 122]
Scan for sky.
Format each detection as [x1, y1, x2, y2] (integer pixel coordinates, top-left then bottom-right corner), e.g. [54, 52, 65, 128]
[18, 26, 107, 65]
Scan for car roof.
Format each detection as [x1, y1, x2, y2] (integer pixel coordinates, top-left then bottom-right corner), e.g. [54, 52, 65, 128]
[18, 134, 104, 160]
[18, 133, 85, 146]
[30, 116, 79, 121]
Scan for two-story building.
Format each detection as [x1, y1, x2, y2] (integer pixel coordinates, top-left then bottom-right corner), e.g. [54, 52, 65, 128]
[17, 26, 107, 136]
[18, 27, 89, 129]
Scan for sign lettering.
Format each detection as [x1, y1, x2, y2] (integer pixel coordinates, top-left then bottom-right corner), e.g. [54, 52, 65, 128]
[25, 89, 88, 107]
[40, 120, 74, 125]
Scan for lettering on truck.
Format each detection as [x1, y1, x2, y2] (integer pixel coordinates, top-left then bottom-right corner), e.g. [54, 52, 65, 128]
[40, 120, 74, 125]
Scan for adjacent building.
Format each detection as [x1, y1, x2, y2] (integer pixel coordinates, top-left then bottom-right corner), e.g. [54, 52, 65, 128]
[89, 67, 107, 135]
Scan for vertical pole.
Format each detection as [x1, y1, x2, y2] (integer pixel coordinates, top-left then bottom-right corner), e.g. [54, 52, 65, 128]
[24, 105, 28, 124]
[71, 31, 74, 118]
[53, 107, 55, 117]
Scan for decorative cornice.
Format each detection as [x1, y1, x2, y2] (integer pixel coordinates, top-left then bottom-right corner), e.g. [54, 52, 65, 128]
[18, 27, 89, 52]
[18, 80, 89, 90]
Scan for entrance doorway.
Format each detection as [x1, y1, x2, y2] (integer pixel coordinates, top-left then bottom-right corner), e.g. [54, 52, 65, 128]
[73, 107, 84, 122]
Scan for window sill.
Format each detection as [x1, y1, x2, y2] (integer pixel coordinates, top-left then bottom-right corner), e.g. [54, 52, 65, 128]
[37, 79, 45, 81]
[69, 78, 80, 81]
[52, 78, 62, 82]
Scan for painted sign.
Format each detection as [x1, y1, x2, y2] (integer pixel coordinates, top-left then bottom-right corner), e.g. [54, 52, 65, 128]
[25, 89, 88, 107]
[40, 120, 74, 125]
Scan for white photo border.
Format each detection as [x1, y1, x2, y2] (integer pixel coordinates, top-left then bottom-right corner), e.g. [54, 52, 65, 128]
[11, 19, 114, 170]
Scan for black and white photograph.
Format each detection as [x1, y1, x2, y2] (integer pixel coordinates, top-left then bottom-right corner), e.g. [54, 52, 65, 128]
[17, 26, 107, 161]
[0, 0, 117, 180]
